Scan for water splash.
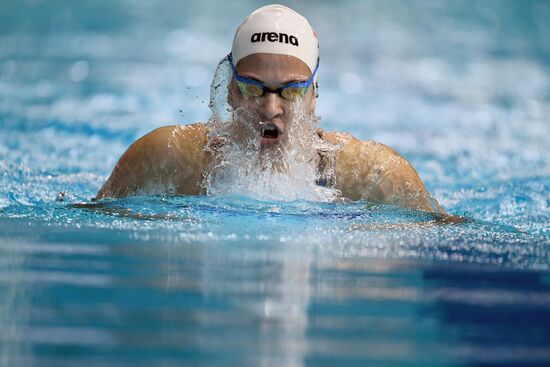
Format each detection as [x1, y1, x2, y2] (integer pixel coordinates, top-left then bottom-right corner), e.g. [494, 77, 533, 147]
[204, 56, 340, 202]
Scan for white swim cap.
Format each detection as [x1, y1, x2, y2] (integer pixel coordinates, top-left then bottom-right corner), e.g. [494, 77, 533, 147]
[231, 4, 319, 74]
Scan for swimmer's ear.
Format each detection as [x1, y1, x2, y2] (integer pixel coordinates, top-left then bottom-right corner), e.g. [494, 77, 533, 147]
[314, 81, 319, 98]
[228, 79, 238, 107]
[308, 83, 318, 115]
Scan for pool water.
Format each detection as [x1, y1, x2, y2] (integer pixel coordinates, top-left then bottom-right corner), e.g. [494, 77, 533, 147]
[1, 1, 549, 366]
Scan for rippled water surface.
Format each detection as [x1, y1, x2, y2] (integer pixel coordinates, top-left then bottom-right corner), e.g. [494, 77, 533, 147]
[1, 1, 549, 366]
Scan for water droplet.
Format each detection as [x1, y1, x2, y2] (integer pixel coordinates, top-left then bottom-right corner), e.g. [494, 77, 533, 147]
[70, 60, 89, 83]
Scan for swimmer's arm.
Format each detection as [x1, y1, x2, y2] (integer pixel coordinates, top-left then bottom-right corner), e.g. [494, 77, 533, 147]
[366, 143, 446, 214]
[356, 143, 467, 222]
[335, 138, 446, 215]
[95, 124, 207, 199]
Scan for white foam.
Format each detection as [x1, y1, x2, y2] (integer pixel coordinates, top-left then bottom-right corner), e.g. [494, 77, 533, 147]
[204, 57, 339, 202]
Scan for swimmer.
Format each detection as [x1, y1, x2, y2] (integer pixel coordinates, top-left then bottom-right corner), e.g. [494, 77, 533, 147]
[96, 4, 447, 215]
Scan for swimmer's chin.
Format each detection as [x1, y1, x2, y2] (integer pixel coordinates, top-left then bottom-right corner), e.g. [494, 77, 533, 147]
[260, 135, 283, 146]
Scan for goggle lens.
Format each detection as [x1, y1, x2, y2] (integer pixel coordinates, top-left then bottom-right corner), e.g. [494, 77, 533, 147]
[237, 81, 263, 98]
[281, 86, 307, 100]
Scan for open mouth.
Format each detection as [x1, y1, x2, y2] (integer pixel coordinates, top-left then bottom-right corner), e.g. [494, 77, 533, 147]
[262, 124, 279, 139]
[260, 123, 282, 145]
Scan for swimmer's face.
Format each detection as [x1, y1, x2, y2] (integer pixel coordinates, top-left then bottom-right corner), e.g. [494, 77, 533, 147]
[229, 53, 316, 148]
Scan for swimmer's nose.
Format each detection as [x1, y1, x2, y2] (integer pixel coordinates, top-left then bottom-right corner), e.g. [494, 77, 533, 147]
[259, 92, 284, 121]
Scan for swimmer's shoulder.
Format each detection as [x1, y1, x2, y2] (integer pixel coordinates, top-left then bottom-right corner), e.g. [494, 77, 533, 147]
[318, 129, 392, 161]
[140, 122, 208, 147]
[129, 123, 209, 161]
[318, 129, 413, 194]
[96, 123, 210, 199]
[320, 128, 423, 179]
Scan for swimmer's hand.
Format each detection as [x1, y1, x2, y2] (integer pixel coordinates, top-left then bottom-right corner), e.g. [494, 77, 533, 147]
[431, 213, 467, 225]
[347, 211, 467, 231]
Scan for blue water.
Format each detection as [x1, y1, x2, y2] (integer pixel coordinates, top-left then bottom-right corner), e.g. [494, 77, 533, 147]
[1, 0, 549, 366]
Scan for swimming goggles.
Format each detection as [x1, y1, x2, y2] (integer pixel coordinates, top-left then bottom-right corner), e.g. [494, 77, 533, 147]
[228, 54, 319, 101]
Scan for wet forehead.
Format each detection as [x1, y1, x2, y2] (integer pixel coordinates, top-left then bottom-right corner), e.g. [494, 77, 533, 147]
[235, 53, 312, 85]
